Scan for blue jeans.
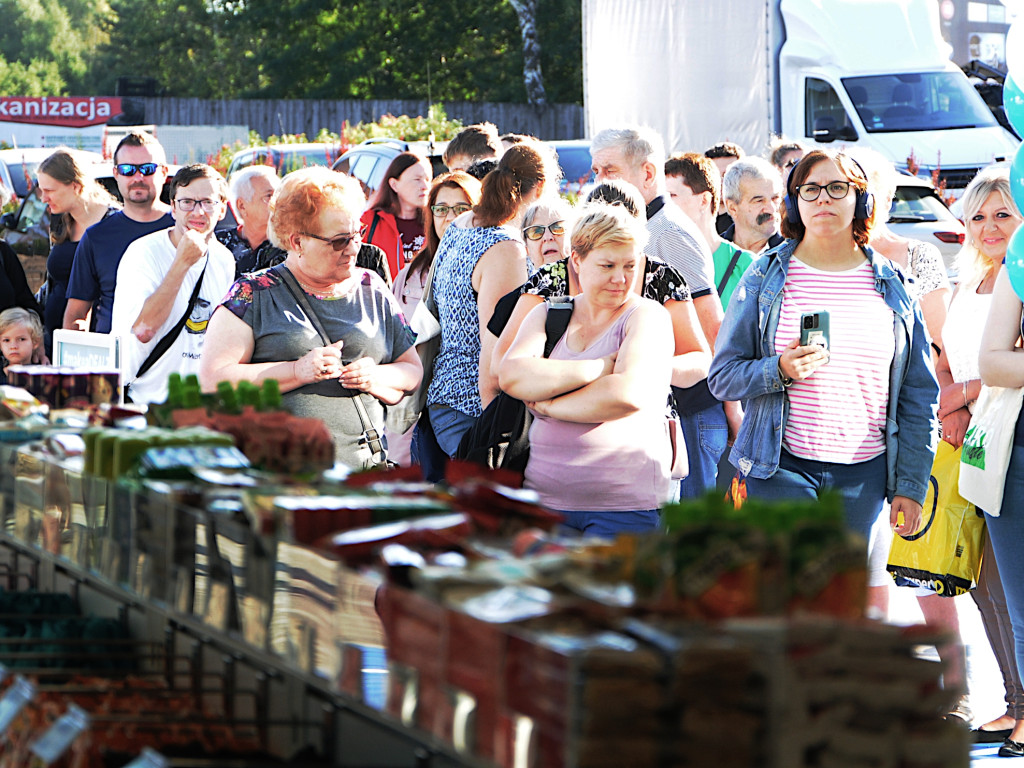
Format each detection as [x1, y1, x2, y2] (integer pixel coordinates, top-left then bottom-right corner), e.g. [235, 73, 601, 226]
[411, 410, 447, 484]
[678, 402, 729, 499]
[984, 445, 1024, 704]
[556, 509, 661, 539]
[428, 404, 477, 458]
[743, 449, 887, 539]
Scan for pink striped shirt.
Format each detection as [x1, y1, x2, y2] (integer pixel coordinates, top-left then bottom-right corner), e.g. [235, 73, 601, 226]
[774, 257, 895, 464]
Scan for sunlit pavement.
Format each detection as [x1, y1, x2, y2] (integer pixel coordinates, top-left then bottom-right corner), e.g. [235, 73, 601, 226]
[885, 583, 1012, 764]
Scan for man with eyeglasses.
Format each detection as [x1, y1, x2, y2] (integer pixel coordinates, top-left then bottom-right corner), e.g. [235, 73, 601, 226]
[63, 131, 175, 334]
[217, 165, 285, 277]
[721, 158, 785, 256]
[110, 164, 235, 404]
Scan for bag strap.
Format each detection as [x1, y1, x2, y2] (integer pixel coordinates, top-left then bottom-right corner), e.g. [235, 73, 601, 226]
[716, 246, 744, 297]
[134, 260, 207, 383]
[366, 211, 381, 244]
[543, 296, 573, 357]
[278, 266, 387, 464]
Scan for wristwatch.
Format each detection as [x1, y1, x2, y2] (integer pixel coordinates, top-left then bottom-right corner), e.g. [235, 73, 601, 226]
[778, 360, 793, 387]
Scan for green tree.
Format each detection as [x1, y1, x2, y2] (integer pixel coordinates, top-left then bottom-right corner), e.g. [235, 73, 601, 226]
[243, 0, 581, 104]
[94, 0, 263, 97]
[0, 0, 111, 94]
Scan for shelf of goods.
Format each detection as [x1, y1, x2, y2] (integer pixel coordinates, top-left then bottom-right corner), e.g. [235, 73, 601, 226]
[0, 427, 971, 768]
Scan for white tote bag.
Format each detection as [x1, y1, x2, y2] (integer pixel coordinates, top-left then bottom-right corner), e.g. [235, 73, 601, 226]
[959, 384, 1024, 515]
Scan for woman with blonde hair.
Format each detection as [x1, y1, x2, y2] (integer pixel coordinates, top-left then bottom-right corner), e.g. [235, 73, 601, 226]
[37, 148, 119, 350]
[500, 203, 675, 536]
[944, 167, 1024, 741]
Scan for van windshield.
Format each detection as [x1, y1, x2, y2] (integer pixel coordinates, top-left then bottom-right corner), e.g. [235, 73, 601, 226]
[842, 72, 997, 133]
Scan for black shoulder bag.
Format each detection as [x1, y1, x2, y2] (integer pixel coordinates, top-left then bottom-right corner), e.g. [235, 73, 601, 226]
[454, 297, 573, 475]
[127, 261, 207, 402]
[278, 267, 392, 469]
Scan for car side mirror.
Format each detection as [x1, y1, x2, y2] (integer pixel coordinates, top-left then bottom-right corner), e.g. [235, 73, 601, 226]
[0, 211, 17, 231]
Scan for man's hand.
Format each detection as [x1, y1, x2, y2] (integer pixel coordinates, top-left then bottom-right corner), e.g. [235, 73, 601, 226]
[175, 229, 208, 268]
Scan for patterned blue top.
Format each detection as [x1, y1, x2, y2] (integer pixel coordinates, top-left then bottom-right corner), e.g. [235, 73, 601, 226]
[427, 223, 520, 416]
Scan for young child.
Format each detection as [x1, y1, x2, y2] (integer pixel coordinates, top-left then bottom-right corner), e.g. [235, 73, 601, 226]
[0, 307, 43, 381]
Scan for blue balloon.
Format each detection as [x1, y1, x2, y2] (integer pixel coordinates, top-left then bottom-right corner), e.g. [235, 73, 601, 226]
[1012, 144, 1024, 214]
[1006, 76, 1024, 139]
[1008, 228, 1024, 303]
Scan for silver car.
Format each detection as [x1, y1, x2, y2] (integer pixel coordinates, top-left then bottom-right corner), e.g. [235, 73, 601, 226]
[888, 174, 965, 279]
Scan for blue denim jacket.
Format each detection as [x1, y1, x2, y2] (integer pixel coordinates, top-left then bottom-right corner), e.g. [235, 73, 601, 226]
[707, 239, 939, 506]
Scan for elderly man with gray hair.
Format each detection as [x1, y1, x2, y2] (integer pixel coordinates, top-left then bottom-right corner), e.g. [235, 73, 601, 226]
[217, 165, 284, 276]
[721, 157, 785, 255]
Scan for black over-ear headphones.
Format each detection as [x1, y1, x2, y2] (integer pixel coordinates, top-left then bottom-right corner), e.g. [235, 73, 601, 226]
[784, 153, 874, 225]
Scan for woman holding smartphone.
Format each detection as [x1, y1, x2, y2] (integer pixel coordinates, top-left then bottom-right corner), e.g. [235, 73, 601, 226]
[708, 149, 938, 542]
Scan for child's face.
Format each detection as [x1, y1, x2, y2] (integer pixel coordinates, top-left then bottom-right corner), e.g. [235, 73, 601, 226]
[0, 323, 35, 365]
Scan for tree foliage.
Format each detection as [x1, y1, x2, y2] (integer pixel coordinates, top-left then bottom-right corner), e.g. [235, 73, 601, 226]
[0, 0, 583, 104]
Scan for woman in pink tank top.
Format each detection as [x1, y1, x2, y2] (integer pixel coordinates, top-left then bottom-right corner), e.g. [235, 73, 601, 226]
[499, 203, 675, 538]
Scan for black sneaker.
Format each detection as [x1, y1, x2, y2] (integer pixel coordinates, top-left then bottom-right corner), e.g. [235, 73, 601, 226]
[999, 738, 1024, 757]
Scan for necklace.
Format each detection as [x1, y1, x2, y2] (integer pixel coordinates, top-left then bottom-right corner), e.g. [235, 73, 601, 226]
[294, 276, 343, 300]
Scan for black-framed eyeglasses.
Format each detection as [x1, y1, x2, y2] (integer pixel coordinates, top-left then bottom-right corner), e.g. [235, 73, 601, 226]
[523, 220, 566, 241]
[430, 203, 471, 218]
[115, 163, 160, 177]
[795, 181, 852, 202]
[174, 198, 222, 213]
[302, 231, 362, 251]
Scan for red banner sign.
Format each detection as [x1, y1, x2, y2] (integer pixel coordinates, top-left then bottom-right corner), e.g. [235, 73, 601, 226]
[0, 97, 122, 128]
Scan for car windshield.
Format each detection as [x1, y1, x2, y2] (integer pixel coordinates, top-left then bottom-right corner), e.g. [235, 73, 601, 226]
[8, 161, 41, 197]
[842, 72, 998, 133]
[272, 147, 339, 174]
[890, 185, 956, 223]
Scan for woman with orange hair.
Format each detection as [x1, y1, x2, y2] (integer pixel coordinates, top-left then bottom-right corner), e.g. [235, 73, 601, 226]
[200, 167, 421, 468]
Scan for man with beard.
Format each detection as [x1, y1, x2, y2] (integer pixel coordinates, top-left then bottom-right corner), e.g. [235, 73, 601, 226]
[721, 158, 784, 255]
[63, 131, 174, 334]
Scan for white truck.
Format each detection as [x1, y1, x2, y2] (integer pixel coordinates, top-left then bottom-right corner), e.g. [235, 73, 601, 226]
[582, 0, 1018, 188]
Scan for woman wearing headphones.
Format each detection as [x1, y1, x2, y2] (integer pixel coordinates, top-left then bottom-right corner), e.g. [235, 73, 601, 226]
[708, 149, 938, 543]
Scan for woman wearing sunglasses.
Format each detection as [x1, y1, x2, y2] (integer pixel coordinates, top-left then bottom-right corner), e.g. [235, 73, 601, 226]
[386, 171, 481, 465]
[709, 149, 938, 551]
[200, 167, 421, 469]
[522, 197, 572, 273]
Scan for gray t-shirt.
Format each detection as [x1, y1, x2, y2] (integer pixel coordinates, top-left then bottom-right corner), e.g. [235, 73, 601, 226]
[220, 264, 415, 468]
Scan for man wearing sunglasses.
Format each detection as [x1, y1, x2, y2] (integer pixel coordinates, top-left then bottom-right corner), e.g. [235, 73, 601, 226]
[63, 131, 173, 334]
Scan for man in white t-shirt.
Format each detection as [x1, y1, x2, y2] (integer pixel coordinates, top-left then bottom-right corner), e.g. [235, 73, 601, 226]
[111, 164, 235, 404]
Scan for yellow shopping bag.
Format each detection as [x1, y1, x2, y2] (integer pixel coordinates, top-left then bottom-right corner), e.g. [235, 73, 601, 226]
[886, 441, 986, 596]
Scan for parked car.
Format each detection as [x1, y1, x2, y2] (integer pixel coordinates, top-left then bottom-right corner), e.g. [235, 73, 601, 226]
[888, 173, 965, 279]
[546, 139, 595, 196]
[332, 138, 448, 197]
[226, 143, 343, 180]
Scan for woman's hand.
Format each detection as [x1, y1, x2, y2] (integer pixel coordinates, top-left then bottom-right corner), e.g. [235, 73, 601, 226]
[778, 338, 829, 381]
[526, 399, 555, 418]
[938, 381, 970, 419]
[339, 357, 379, 392]
[891, 496, 923, 537]
[941, 407, 971, 448]
[295, 340, 344, 384]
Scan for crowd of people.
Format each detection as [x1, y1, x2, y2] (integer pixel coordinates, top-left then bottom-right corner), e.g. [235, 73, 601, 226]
[7, 121, 1024, 748]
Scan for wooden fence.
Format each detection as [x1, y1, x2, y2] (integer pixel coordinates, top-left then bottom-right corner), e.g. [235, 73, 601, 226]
[135, 98, 585, 140]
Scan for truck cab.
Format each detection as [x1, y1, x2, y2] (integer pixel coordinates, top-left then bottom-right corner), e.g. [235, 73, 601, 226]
[778, 0, 1017, 189]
